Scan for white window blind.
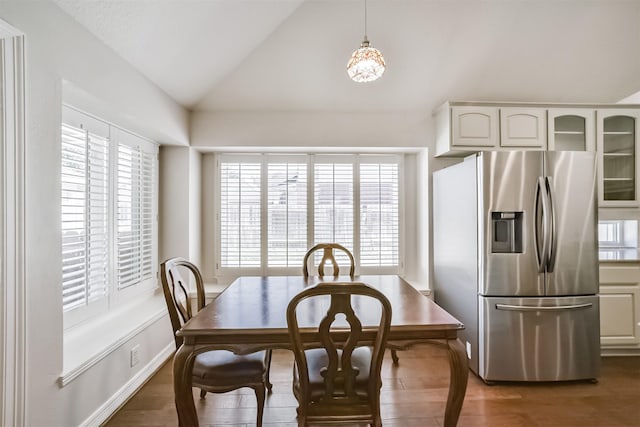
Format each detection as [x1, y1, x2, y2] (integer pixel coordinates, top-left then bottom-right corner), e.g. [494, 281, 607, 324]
[116, 141, 156, 289]
[61, 122, 109, 311]
[217, 154, 401, 276]
[313, 162, 354, 266]
[268, 163, 307, 267]
[360, 163, 399, 266]
[220, 161, 261, 267]
[61, 106, 158, 324]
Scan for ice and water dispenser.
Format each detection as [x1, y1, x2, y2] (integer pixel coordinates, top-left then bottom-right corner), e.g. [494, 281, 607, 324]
[491, 212, 523, 253]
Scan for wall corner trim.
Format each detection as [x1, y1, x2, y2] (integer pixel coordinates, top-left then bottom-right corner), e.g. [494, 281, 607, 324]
[1, 20, 26, 427]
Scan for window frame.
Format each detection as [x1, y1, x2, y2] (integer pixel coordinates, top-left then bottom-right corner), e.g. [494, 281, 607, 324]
[61, 106, 159, 329]
[214, 153, 404, 281]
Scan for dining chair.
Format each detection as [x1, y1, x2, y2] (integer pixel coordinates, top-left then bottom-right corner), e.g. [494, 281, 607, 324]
[302, 243, 355, 279]
[302, 243, 401, 365]
[286, 281, 392, 427]
[160, 257, 272, 427]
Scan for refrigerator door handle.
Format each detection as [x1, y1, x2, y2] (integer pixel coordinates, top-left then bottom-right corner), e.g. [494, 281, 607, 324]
[545, 176, 558, 272]
[496, 303, 593, 311]
[535, 177, 549, 273]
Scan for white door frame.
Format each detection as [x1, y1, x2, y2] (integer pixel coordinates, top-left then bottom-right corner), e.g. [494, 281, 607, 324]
[0, 19, 26, 427]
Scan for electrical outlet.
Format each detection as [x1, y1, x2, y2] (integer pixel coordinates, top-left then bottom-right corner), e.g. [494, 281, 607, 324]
[130, 345, 140, 367]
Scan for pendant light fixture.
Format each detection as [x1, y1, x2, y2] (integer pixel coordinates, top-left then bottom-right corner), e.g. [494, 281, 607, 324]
[347, 0, 386, 83]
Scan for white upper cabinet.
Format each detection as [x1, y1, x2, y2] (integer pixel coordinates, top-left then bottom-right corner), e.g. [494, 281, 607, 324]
[548, 108, 595, 151]
[435, 103, 500, 157]
[597, 109, 640, 207]
[434, 102, 547, 156]
[434, 102, 640, 210]
[451, 106, 499, 148]
[500, 108, 546, 148]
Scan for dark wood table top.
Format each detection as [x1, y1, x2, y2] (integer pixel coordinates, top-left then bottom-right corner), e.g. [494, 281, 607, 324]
[178, 275, 464, 344]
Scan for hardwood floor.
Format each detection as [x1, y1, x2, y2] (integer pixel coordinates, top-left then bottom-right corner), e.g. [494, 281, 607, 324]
[103, 346, 640, 426]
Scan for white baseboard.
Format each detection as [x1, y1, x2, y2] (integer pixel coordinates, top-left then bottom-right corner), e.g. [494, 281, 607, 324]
[80, 342, 174, 427]
[601, 347, 640, 357]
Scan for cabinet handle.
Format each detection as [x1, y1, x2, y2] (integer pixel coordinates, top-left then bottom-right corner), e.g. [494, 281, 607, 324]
[496, 303, 593, 312]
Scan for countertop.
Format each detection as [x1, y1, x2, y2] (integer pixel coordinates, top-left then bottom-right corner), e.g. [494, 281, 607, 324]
[599, 248, 640, 263]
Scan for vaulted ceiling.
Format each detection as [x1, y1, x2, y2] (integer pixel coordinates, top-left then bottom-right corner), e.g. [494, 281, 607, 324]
[53, 0, 640, 113]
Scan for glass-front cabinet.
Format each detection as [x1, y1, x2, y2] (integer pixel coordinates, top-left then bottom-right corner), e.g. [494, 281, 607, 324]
[597, 109, 640, 207]
[548, 108, 595, 151]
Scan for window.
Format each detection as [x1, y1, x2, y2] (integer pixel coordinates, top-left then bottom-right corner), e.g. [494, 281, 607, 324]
[216, 154, 402, 277]
[116, 134, 157, 290]
[360, 163, 399, 266]
[61, 120, 109, 312]
[598, 220, 638, 248]
[219, 161, 261, 267]
[314, 162, 354, 265]
[61, 106, 158, 327]
[268, 162, 308, 267]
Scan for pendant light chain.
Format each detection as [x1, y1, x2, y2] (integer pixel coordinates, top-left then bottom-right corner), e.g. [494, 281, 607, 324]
[364, 0, 368, 39]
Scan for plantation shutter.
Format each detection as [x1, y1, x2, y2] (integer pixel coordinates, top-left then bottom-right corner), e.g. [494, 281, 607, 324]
[267, 162, 307, 267]
[216, 154, 401, 275]
[61, 111, 110, 311]
[116, 132, 157, 289]
[360, 162, 399, 266]
[220, 161, 261, 267]
[313, 161, 354, 266]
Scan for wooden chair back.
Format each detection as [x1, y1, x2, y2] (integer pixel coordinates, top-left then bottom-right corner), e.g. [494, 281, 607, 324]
[286, 282, 392, 426]
[160, 257, 205, 348]
[302, 243, 355, 278]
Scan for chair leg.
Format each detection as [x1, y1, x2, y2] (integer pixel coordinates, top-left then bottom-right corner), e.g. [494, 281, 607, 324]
[391, 349, 399, 365]
[265, 349, 274, 392]
[254, 385, 266, 427]
[199, 389, 207, 399]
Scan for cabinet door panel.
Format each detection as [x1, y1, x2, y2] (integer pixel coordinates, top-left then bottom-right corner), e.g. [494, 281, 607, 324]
[548, 108, 595, 151]
[500, 108, 546, 148]
[600, 292, 636, 339]
[451, 107, 499, 148]
[599, 264, 640, 348]
[597, 109, 640, 207]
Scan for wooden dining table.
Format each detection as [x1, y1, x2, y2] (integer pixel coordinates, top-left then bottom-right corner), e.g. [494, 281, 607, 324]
[173, 275, 469, 426]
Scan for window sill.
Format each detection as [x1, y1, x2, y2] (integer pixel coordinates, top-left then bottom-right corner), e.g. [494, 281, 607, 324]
[401, 277, 431, 297]
[58, 290, 167, 387]
[599, 248, 640, 262]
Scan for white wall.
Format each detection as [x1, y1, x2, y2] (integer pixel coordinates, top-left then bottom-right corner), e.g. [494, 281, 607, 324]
[193, 111, 435, 289]
[159, 147, 191, 263]
[189, 149, 202, 268]
[159, 146, 202, 266]
[201, 154, 218, 281]
[191, 111, 430, 150]
[619, 90, 640, 104]
[0, 2, 189, 426]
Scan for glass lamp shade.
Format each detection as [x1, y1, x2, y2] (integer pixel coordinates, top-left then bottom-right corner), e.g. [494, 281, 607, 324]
[347, 38, 386, 83]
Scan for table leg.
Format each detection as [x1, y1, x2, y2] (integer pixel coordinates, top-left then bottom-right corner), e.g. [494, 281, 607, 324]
[444, 338, 468, 427]
[174, 344, 198, 427]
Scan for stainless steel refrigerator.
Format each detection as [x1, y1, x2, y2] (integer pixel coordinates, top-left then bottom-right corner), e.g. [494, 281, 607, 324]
[433, 151, 600, 382]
